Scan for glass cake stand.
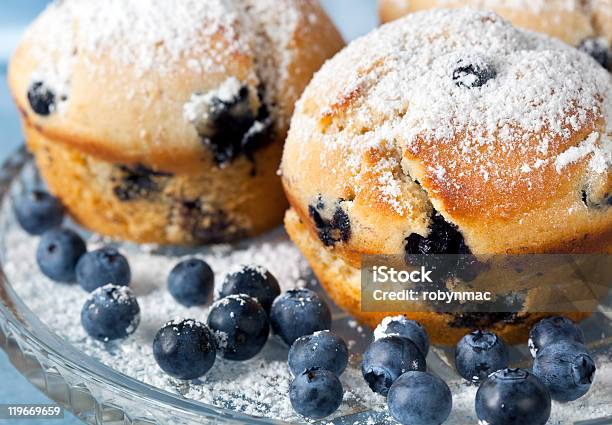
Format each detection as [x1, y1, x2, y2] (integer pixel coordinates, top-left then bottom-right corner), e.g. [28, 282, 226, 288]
[0, 147, 611, 425]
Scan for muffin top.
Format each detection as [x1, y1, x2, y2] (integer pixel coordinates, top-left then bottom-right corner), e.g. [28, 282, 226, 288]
[281, 8, 612, 255]
[9, 0, 343, 173]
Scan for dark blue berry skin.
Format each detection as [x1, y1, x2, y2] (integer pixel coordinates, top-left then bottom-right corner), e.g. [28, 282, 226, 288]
[528, 316, 585, 358]
[454, 330, 509, 383]
[219, 265, 280, 312]
[207, 294, 269, 361]
[167, 259, 214, 307]
[375, 316, 429, 356]
[27, 81, 56, 116]
[475, 369, 551, 425]
[452, 58, 496, 88]
[288, 331, 348, 377]
[533, 340, 596, 402]
[81, 284, 140, 342]
[387, 371, 452, 425]
[578, 37, 611, 71]
[36, 227, 87, 283]
[289, 368, 343, 419]
[270, 288, 332, 346]
[76, 247, 131, 292]
[14, 190, 63, 235]
[361, 336, 426, 396]
[152, 319, 216, 380]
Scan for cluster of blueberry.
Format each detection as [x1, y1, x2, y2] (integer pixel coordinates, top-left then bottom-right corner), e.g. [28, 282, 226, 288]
[13, 189, 598, 424]
[364, 317, 451, 424]
[474, 317, 596, 425]
[365, 315, 596, 425]
[15, 189, 344, 417]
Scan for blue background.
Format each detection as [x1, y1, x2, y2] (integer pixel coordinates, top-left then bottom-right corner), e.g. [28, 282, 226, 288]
[0, 1, 377, 423]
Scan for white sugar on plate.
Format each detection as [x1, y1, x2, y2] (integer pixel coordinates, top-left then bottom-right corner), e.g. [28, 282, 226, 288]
[3, 214, 612, 423]
[2, 221, 386, 422]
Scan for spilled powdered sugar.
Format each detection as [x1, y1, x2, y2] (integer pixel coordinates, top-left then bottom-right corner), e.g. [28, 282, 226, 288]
[2, 212, 612, 423]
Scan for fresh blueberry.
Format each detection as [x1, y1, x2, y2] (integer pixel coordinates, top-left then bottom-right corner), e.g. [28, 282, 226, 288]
[454, 330, 509, 383]
[76, 247, 131, 292]
[270, 288, 332, 345]
[14, 190, 63, 235]
[387, 371, 452, 425]
[578, 37, 611, 71]
[533, 340, 596, 402]
[167, 258, 214, 307]
[153, 319, 216, 380]
[452, 57, 496, 88]
[36, 227, 87, 283]
[475, 368, 551, 425]
[288, 330, 348, 377]
[528, 316, 584, 358]
[373, 316, 429, 356]
[27, 81, 56, 116]
[207, 294, 269, 361]
[219, 265, 280, 312]
[81, 284, 140, 342]
[361, 335, 426, 396]
[289, 368, 343, 419]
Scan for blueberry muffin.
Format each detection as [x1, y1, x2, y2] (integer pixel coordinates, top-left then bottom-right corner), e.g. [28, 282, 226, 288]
[8, 0, 343, 245]
[380, 0, 612, 72]
[281, 9, 612, 344]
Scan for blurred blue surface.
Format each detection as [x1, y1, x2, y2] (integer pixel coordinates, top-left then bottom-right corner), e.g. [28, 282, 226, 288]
[0, 1, 377, 424]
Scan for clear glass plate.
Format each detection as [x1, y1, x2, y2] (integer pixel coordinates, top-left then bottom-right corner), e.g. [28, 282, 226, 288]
[0, 147, 610, 425]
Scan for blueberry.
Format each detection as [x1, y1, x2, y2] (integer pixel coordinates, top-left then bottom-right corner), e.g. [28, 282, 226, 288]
[152, 319, 216, 380]
[167, 258, 214, 307]
[81, 284, 140, 342]
[308, 205, 351, 247]
[454, 330, 509, 383]
[76, 247, 131, 292]
[578, 37, 611, 71]
[528, 316, 584, 358]
[475, 368, 551, 425]
[452, 57, 496, 88]
[14, 190, 64, 235]
[194, 83, 273, 165]
[219, 265, 280, 312]
[405, 211, 470, 283]
[112, 164, 170, 202]
[207, 294, 269, 361]
[405, 212, 468, 256]
[27, 81, 56, 116]
[289, 368, 343, 419]
[288, 330, 348, 377]
[387, 371, 452, 425]
[270, 288, 332, 345]
[373, 316, 429, 356]
[361, 335, 426, 396]
[533, 340, 596, 402]
[36, 227, 87, 283]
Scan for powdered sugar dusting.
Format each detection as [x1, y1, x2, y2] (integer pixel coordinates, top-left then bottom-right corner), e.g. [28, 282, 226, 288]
[290, 8, 612, 217]
[22, 0, 306, 129]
